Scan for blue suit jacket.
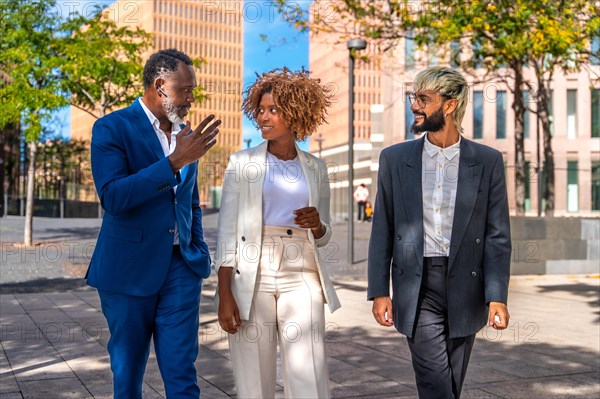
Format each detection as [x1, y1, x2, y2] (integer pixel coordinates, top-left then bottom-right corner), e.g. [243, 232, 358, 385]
[367, 136, 511, 338]
[86, 99, 211, 296]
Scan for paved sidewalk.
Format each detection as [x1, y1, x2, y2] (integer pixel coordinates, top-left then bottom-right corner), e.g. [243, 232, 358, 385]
[1, 215, 599, 398]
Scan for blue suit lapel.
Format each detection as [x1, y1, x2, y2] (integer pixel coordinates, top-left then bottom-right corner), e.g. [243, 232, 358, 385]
[399, 137, 425, 271]
[130, 99, 167, 162]
[448, 139, 483, 270]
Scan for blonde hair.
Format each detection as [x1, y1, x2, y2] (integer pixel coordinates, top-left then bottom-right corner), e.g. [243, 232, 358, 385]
[413, 67, 469, 133]
[242, 67, 333, 141]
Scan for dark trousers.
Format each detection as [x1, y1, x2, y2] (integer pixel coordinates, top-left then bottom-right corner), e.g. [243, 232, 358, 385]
[357, 201, 367, 221]
[99, 246, 202, 399]
[407, 257, 476, 399]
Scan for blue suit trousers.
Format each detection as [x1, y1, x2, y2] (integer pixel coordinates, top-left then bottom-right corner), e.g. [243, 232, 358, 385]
[99, 247, 202, 399]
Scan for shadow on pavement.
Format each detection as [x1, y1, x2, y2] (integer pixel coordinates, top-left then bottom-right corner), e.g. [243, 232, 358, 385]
[536, 282, 600, 323]
[320, 325, 600, 398]
[35, 227, 101, 241]
[0, 278, 89, 294]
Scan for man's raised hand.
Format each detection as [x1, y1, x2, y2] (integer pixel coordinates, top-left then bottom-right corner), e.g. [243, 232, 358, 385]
[169, 115, 221, 172]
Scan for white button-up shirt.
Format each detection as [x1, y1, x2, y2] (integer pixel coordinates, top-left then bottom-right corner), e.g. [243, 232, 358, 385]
[422, 133, 461, 257]
[139, 98, 181, 245]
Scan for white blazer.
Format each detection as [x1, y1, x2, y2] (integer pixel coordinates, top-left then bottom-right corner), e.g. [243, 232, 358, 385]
[214, 140, 341, 320]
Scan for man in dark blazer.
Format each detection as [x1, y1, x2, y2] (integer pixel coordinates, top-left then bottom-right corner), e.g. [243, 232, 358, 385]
[368, 67, 511, 399]
[87, 49, 220, 398]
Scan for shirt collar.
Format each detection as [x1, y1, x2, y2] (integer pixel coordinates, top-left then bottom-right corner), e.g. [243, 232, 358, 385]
[424, 132, 461, 161]
[139, 98, 182, 135]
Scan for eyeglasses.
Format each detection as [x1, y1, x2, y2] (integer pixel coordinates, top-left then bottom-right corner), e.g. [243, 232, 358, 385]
[406, 91, 450, 108]
[160, 85, 195, 99]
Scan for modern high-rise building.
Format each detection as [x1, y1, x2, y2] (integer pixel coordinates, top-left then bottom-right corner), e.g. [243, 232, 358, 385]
[309, 24, 382, 221]
[71, 0, 244, 204]
[309, 16, 600, 219]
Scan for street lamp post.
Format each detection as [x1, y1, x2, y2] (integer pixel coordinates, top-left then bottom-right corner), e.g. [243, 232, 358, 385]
[314, 133, 325, 158]
[536, 106, 542, 216]
[244, 138, 252, 149]
[347, 38, 366, 265]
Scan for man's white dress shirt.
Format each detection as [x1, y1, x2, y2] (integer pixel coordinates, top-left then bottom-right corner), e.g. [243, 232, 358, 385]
[422, 133, 461, 257]
[140, 98, 181, 245]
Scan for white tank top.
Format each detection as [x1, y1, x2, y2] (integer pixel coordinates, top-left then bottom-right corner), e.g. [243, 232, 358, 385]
[262, 152, 309, 228]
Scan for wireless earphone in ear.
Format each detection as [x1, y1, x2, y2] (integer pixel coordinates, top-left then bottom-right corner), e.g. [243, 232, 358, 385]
[157, 86, 168, 97]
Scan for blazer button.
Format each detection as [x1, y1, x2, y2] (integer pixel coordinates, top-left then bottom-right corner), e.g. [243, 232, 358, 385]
[396, 235, 401, 241]
[471, 271, 477, 277]
[241, 236, 246, 241]
[287, 229, 293, 236]
[168, 228, 175, 234]
[475, 238, 481, 244]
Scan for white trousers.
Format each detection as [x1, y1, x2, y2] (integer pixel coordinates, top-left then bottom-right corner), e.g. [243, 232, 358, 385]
[229, 226, 330, 399]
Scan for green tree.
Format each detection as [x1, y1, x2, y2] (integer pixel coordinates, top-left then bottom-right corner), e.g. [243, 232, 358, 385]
[526, 1, 599, 215]
[0, 1, 154, 244]
[1, 0, 67, 245]
[58, 10, 152, 119]
[275, 0, 599, 215]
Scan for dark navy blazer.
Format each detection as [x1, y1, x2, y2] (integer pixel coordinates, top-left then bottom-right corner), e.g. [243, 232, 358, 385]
[86, 99, 211, 296]
[367, 136, 511, 338]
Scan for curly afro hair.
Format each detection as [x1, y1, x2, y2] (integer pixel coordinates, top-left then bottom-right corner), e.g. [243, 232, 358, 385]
[242, 67, 334, 141]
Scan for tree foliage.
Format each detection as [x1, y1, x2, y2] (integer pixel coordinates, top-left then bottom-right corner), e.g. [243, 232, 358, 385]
[0, 0, 66, 141]
[275, 0, 600, 215]
[0, 0, 152, 243]
[58, 10, 152, 118]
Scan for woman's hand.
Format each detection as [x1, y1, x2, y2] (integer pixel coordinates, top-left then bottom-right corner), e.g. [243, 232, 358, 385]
[217, 267, 242, 334]
[294, 207, 326, 239]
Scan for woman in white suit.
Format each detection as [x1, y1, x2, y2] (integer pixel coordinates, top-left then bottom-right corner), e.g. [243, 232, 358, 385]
[215, 68, 340, 399]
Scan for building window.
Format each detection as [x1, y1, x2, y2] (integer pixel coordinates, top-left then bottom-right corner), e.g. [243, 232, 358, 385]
[496, 90, 506, 139]
[473, 91, 483, 139]
[525, 161, 531, 212]
[592, 89, 600, 138]
[567, 89, 577, 139]
[428, 47, 439, 66]
[472, 40, 483, 69]
[405, 96, 414, 140]
[567, 160, 579, 212]
[405, 32, 415, 70]
[592, 36, 600, 66]
[523, 90, 530, 139]
[450, 40, 461, 68]
[548, 90, 554, 137]
[593, 161, 600, 211]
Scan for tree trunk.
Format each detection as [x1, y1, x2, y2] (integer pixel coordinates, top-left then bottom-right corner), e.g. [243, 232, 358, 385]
[24, 141, 37, 246]
[539, 95, 555, 216]
[512, 64, 526, 215]
[534, 63, 555, 216]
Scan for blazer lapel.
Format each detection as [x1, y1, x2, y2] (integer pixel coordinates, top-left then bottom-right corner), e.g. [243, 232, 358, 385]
[448, 139, 483, 269]
[400, 137, 425, 269]
[297, 144, 319, 208]
[249, 141, 268, 216]
[131, 99, 167, 162]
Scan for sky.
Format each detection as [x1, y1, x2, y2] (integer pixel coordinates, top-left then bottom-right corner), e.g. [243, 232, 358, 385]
[53, 0, 310, 151]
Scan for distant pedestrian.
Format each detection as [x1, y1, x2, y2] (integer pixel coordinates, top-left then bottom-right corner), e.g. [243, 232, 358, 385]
[364, 201, 373, 222]
[353, 183, 369, 222]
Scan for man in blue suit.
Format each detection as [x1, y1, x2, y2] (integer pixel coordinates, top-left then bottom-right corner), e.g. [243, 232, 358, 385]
[368, 67, 511, 399]
[87, 49, 221, 398]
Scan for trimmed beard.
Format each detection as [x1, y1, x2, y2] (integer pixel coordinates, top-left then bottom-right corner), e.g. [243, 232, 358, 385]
[410, 105, 445, 134]
[163, 96, 185, 126]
